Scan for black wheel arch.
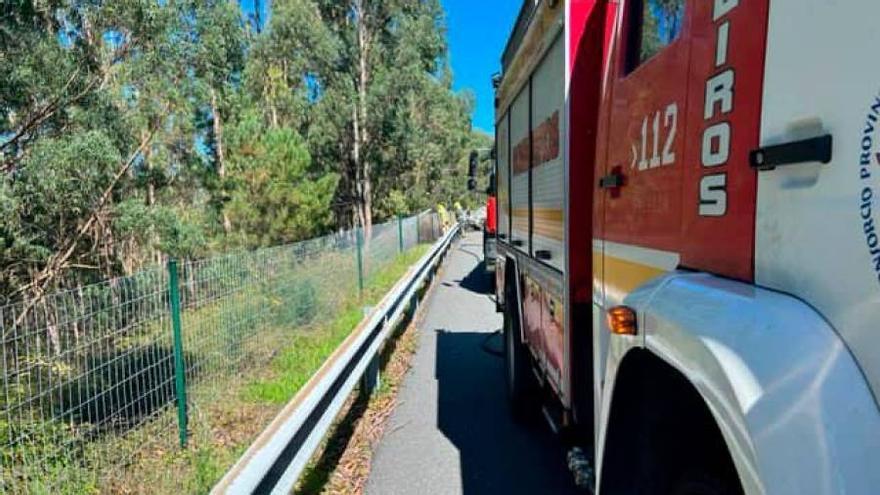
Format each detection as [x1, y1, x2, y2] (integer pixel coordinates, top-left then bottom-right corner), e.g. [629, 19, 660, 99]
[599, 349, 744, 495]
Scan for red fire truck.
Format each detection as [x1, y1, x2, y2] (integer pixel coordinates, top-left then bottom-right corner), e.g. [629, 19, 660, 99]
[485, 0, 880, 493]
[484, 174, 497, 274]
[469, 150, 498, 277]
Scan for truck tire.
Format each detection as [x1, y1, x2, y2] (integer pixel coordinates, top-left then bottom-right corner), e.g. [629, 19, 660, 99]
[503, 282, 537, 417]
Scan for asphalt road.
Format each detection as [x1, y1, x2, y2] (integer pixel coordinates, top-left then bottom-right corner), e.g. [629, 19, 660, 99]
[366, 231, 579, 495]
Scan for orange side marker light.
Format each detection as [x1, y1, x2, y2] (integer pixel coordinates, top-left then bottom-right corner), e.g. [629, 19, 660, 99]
[607, 306, 637, 336]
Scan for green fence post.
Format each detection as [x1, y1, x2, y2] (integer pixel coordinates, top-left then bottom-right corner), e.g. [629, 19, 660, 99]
[167, 259, 188, 448]
[397, 215, 404, 254]
[356, 228, 365, 294]
[416, 213, 421, 244]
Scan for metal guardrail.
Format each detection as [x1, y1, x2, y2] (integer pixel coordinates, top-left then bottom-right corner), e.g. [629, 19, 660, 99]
[212, 223, 461, 494]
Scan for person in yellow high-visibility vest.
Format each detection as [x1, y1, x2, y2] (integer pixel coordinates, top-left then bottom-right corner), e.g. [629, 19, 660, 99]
[453, 201, 465, 226]
[437, 203, 450, 234]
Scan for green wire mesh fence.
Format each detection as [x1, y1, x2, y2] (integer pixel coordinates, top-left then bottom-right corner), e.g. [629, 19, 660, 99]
[0, 211, 441, 493]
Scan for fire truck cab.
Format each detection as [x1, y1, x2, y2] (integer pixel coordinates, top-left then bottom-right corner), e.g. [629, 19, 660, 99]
[493, 0, 880, 493]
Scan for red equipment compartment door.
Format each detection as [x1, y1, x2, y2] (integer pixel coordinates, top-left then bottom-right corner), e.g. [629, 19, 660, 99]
[601, 0, 691, 300]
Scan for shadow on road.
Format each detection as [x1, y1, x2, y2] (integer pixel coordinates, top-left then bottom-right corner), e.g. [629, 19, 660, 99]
[365, 233, 578, 495]
[444, 241, 492, 297]
[434, 329, 579, 494]
[455, 261, 492, 295]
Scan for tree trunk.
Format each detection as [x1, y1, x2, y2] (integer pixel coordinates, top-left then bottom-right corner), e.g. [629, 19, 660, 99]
[352, 105, 366, 232]
[254, 0, 263, 33]
[354, 0, 373, 241]
[211, 87, 232, 234]
[363, 169, 372, 241]
[142, 129, 162, 265]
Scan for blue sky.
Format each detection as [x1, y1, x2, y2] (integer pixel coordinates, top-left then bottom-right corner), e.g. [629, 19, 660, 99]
[442, 0, 521, 134]
[240, 0, 271, 31]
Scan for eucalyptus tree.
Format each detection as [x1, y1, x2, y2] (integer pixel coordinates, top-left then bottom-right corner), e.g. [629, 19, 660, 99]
[0, 0, 194, 301]
[313, 0, 472, 236]
[184, 0, 248, 233]
[0, 0, 477, 305]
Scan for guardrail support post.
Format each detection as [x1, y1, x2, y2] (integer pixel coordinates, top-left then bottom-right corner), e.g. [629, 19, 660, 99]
[409, 293, 419, 319]
[397, 215, 404, 253]
[360, 354, 381, 399]
[356, 228, 365, 295]
[168, 259, 188, 448]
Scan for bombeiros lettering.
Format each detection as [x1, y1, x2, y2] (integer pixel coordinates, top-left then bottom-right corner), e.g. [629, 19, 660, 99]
[699, 0, 739, 217]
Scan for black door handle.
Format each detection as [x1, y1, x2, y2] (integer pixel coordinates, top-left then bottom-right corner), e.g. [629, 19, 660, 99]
[599, 172, 623, 189]
[512, 239, 524, 247]
[750, 134, 833, 171]
[535, 250, 552, 261]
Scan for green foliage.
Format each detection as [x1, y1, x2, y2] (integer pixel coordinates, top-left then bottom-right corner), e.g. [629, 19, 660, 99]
[0, 0, 475, 296]
[0, 418, 100, 494]
[224, 111, 339, 247]
[305, 0, 476, 227]
[190, 447, 225, 492]
[16, 130, 120, 225]
[1, 131, 122, 292]
[275, 277, 319, 327]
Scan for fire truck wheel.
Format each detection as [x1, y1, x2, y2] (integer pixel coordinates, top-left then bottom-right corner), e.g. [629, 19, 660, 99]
[503, 293, 537, 417]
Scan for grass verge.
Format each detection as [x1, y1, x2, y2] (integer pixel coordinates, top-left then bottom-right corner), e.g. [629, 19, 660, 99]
[106, 244, 431, 494]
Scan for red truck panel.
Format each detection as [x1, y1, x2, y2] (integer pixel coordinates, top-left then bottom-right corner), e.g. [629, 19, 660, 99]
[597, 0, 766, 284]
[601, 3, 692, 255]
[680, 0, 768, 282]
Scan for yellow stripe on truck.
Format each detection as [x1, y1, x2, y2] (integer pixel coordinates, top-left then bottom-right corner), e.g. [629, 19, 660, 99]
[511, 207, 565, 241]
[602, 255, 667, 299]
